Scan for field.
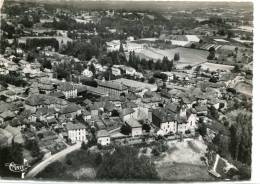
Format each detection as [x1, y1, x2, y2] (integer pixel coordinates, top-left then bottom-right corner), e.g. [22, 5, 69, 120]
[156, 162, 214, 181]
[154, 137, 215, 181]
[235, 82, 252, 96]
[138, 47, 209, 66]
[201, 62, 235, 72]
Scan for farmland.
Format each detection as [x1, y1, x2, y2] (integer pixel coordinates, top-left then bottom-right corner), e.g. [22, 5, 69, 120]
[138, 47, 209, 66]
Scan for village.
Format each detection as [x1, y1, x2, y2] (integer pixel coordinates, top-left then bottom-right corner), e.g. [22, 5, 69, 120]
[0, 1, 253, 182]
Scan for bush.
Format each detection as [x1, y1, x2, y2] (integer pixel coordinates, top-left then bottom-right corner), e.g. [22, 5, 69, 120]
[151, 147, 160, 156]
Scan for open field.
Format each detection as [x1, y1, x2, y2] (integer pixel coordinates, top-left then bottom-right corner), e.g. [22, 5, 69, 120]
[156, 138, 207, 165]
[154, 137, 214, 181]
[138, 47, 209, 66]
[235, 82, 252, 96]
[156, 162, 214, 181]
[201, 62, 235, 72]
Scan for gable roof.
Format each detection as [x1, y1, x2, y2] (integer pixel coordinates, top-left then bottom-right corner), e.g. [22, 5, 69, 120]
[61, 104, 81, 114]
[66, 122, 86, 130]
[121, 108, 135, 116]
[97, 129, 110, 138]
[57, 82, 75, 91]
[125, 118, 142, 128]
[97, 80, 128, 91]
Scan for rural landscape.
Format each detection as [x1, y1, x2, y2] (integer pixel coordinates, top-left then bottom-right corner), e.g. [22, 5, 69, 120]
[0, 0, 253, 182]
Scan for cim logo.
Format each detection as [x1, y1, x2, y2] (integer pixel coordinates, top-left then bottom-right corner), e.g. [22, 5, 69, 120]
[5, 161, 31, 173]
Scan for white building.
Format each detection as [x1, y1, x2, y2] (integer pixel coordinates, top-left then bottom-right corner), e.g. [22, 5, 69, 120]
[106, 40, 121, 52]
[82, 69, 93, 78]
[67, 122, 87, 143]
[152, 109, 178, 135]
[97, 129, 111, 146]
[125, 118, 143, 137]
[57, 82, 77, 99]
[111, 66, 121, 76]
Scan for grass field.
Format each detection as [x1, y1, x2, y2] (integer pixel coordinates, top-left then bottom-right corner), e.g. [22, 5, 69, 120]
[156, 162, 214, 181]
[138, 47, 209, 66]
[154, 137, 214, 181]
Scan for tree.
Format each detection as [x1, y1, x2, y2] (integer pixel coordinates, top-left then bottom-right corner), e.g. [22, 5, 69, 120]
[41, 58, 52, 70]
[111, 109, 119, 117]
[209, 106, 219, 120]
[153, 72, 168, 82]
[37, 161, 72, 179]
[213, 133, 231, 158]
[162, 56, 170, 71]
[148, 59, 154, 70]
[120, 124, 131, 135]
[148, 77, 155, 84]
[207, 47, 216, 60]
[89, 63, 96, 76]
[25, 139, 40, 157]
[95, 153, 103, 166]
[142, 123, 151, 133]
[96, 146, 159, 180]
[198, 122, 207, 137]
[119, 42, 124, 53]
[174, 52, 180, 61]
[229, 112, 252, 165]
[151, 147, 160, 156]
[227, 31, 235, 39]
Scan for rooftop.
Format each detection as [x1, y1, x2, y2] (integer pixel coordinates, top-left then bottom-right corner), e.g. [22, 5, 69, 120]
[125, 118, 142, 128]
[112, 78, 157, 91]
[66, 122, 86, 130]
[97, 80, 128, 91]
[97, 129, 110, 138]
[58, 82, 75, 92]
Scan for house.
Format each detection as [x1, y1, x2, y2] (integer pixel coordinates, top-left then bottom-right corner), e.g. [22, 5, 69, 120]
[22, 64, 41, 78]
[195, 104, 208, 116]
[161, 72, 174, 82]
[35, 107, 58, 122]
[177, 107, 197, 134]
[38, 81, 54, 94]
[97, 129, 110, 146]
[152, 108, 178, 135]
[59, 104, 82, 121]
[125, 118, 142, 137]
[57, 82, 77, 99]
[82, 110, 91, 121]
[67, 122, 87, 143]
[0, 110, 16, 125]
[25, 94, 68, 113]
[120, 108, 135, 122]
[111, 66, 121, 76]
[106, 40, 121, 52]
[107, 96, 122, 109]
[104, 101, 115, 114]
[82, 68, 93, 78]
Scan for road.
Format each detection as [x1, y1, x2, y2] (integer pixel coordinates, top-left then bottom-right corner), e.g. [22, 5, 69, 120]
[25, 142, 82, 178]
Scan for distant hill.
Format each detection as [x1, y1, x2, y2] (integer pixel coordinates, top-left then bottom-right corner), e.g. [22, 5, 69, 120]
[2, 0, 253, 12]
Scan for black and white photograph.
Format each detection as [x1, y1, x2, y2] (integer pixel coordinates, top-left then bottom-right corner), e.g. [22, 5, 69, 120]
[0, 0, 256, 183]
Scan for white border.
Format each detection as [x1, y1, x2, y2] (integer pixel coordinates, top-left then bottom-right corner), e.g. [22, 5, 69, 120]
[0, 0, 258, 183]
